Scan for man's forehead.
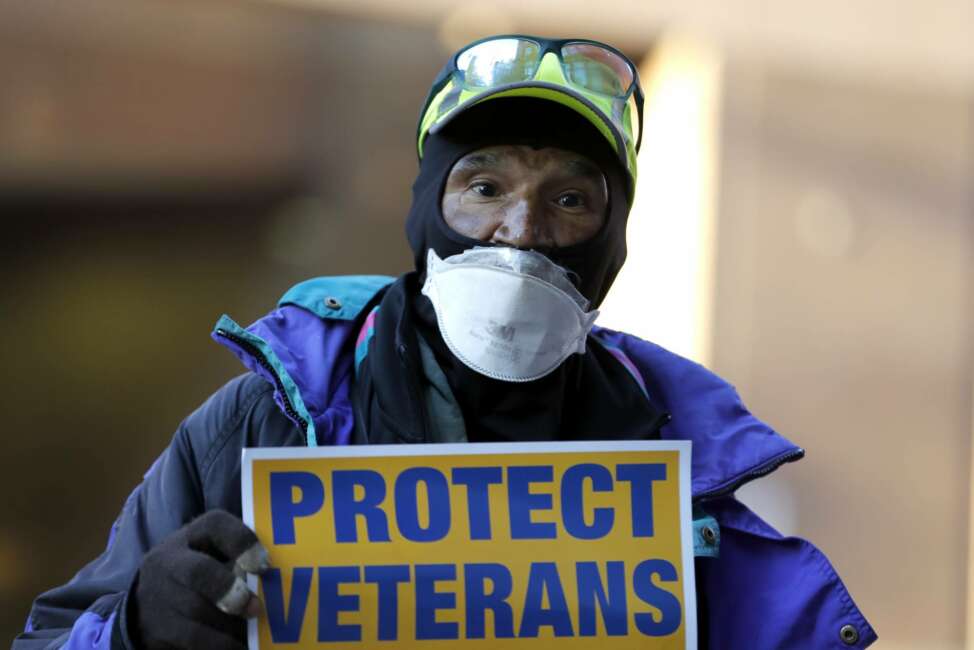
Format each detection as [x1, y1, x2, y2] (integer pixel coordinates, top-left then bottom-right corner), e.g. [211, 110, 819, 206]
[452, 145, 604, 180]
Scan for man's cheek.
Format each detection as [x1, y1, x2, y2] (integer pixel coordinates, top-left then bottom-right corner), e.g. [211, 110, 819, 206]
[445, 210, 497, 240]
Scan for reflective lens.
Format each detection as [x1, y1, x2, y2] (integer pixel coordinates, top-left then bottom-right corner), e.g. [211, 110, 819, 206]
[431, 36, 643, 170]
[457, 38, 541, 87]
[560, 43, 634, 97]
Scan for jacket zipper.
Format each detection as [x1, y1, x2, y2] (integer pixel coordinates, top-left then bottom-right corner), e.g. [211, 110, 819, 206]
[695, 447, 805, 501]
[648, 411, 672, 439]
[214, 328, 310, 438]
[395, 342, 428, 443]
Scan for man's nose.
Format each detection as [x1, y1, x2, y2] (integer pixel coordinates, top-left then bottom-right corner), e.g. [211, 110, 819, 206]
[490, 196, 551, 249]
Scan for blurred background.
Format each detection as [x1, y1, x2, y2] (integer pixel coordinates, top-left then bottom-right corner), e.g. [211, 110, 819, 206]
[1, 0, 971, 647]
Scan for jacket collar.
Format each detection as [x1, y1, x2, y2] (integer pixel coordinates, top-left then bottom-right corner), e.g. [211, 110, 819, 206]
[214, 275, 803, 498]
[590, 326, 804, 499]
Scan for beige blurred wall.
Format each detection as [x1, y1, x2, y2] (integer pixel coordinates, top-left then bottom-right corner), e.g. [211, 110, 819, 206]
[715, 58, 974, 649]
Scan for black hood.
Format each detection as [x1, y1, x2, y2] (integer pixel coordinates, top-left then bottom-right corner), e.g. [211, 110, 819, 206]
[404, 97, 632, 308]
[355, 96, 661, 446]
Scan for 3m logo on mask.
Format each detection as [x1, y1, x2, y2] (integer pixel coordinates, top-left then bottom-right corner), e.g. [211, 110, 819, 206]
[485, 319, 516, 342]
[471, 321, 521, 364]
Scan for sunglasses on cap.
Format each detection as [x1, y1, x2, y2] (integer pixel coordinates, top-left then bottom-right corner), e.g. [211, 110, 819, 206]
[418, 35, 645, 189]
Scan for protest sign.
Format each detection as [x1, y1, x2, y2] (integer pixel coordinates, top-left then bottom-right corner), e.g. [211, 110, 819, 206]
[242, 441, 695, 649]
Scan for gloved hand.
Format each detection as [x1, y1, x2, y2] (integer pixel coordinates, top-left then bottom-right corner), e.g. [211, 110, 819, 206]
[127, 510, 271, 650]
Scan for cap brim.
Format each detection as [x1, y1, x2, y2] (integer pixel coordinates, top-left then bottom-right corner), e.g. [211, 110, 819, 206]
[426, 82, 629, 173]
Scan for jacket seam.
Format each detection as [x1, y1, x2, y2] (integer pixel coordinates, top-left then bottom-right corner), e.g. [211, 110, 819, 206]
[808, 539, 871, 643]
[723, 521, 871, 646]
[198, 378, 276, 489]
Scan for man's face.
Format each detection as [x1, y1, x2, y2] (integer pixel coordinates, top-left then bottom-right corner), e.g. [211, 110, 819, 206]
[441, 144, 608, 249]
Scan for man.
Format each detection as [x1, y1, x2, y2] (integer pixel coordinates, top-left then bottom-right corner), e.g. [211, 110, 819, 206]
[15, 35, 876, 649]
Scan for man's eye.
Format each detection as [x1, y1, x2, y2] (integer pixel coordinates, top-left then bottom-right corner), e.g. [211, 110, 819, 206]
[556, 192, 585, 208]
[470, 182, 498, 197]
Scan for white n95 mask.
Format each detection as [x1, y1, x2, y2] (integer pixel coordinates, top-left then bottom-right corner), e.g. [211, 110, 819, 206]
[421, 247, 599, 382]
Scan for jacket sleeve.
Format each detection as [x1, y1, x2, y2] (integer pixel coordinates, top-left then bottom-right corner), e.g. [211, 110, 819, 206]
[12, 374, 273, 650]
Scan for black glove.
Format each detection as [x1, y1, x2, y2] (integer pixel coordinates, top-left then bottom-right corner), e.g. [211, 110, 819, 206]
[127, 510, 270, 650]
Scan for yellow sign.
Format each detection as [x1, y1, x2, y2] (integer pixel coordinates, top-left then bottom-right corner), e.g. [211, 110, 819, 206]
[242, 441, 695, 649]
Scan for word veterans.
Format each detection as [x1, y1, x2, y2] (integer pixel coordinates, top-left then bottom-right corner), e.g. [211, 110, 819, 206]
[264, 559, 681, 643]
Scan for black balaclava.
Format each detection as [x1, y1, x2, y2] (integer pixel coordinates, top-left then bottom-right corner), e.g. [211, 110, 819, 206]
[349, 95, 663, 444]
[355, 94, 665, 445]
[406, 97, 632, 308]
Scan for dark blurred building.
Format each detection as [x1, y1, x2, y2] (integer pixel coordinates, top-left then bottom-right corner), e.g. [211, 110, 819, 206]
[0, 1, 441, 639]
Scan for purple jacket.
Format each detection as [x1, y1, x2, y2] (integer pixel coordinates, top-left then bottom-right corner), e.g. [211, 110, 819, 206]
[16, 275, 876, 650]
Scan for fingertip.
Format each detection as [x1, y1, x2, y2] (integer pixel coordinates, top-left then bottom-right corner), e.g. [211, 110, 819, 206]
[236, 542, 271, 574]
[216, 576, 251, 617]
[246, 594, 263, 619]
